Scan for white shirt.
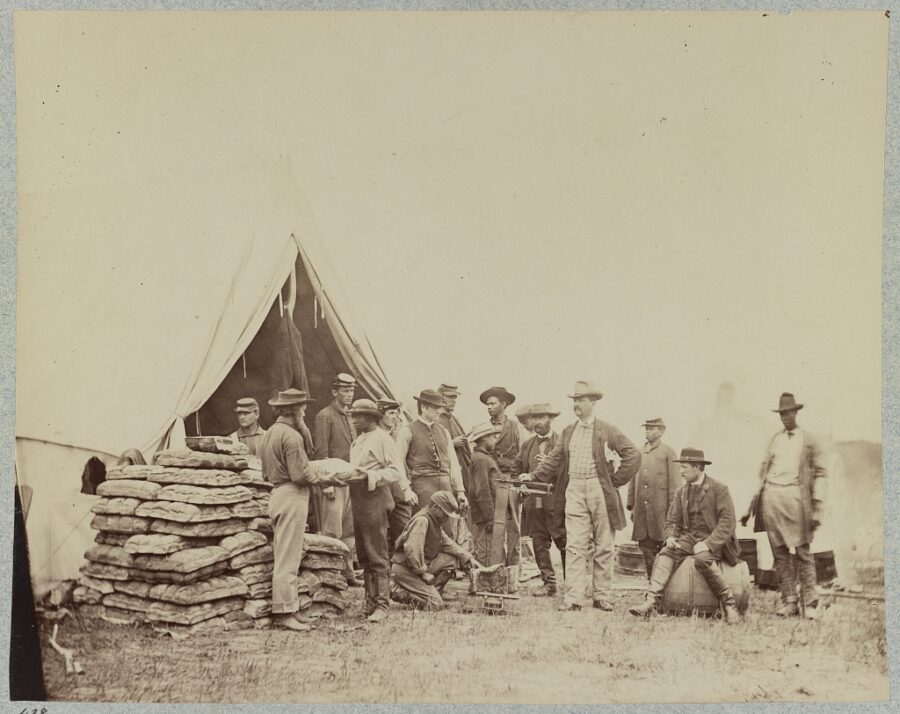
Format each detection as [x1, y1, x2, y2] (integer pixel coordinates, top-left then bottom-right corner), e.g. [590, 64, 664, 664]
[767, 430, 803, 486]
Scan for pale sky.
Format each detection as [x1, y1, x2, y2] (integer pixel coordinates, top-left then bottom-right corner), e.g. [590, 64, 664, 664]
[16, 11, 887, 452]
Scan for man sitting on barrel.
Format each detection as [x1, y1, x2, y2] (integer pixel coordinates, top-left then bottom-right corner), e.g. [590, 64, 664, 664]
[390, 491, 482, 610]
[629, 447, 741, 624]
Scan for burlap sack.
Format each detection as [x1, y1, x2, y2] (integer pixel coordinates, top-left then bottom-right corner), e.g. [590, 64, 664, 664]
[299, 602, 340, 620]
[234, 562, 273, 585]
[79, 575, 115, 594]
[303, 533, 350, 557]
[307, 458, 361, 486]
[184, 436, 250, 456]
[91, 497, 141, 516]
[300, 552, 345, 571]
[247, 517, 273, 534]
[318, 569, 350, 591]
[73, 586, 104, 605]
[243, 599, 271, 619]
[147, 596, 244, 625]
[90, 515, 152, 534]
[95, 531, 131, 547]
[155, 449, 249, 471]
[229, 501, 264, 519]
[85, 544, 134, 568]
[101, 605, 149, 625]
[253, 617, 272, 630]
[228, 544, 274, 570]
[218, 531, 267, 558]
[154, 484, 253, 505]
[247, 580, 273, 599]
[113, 580, 154, 598]
[312, 586, 347, 610]
[148, 468, 253, 487]
[96, 480, 161, 500]
[296, 570, 321, 594]
[129, 561, 227, 584]
[149, 518, 247, 538]
[105, 464, 168, 481]
[148, 576, 248, 605]
[124, 534, 191, 555]
[102, 592, 152, 612]
[132, 546, 230, 573]
[135, 501, 234, 523]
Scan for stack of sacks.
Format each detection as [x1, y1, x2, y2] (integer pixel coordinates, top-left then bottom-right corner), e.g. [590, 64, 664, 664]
[73, 439, 356, 633]
[73, 444, 270, 635]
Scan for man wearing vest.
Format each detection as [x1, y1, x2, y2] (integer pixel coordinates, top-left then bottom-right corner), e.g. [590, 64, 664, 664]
[390, 491, 482, 610]
[514, 403, 564, 596]
[740, 393, 829, 619]
[377, 397, 418, 555]
[313, 372, 361, 587]
[258, 388, 317, 632]
[627, 417, 680, 580]
[522, 381, 641, 611]
[230, 397, 267, 457]
[395, 389, 469, 521]
[629, 448, 741, 624]
[481, 386, 525, 566]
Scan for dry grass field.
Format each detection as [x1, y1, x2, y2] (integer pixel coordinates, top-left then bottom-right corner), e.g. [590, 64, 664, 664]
[40, 568, 888, 705]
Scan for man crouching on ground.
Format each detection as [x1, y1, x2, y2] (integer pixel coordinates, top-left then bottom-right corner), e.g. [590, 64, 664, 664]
[629, 448, 742, 624]
[390, 491, 482, 610]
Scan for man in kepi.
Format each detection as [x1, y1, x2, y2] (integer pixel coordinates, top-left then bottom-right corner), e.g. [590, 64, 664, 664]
[348, 399, 402, 623]
[466, 422, 503, 565]
[230, 397, 267, 457]
[514, 403, 565, 596]
[627, 417, 680, 580]
[741, 393, 828, 619]
[313, 372, 361, 586]
[629, 448, 742, 624]
[258, 388, 317, 632]
[523, 381, 640, 612]
[390, 491, 482, 610]
[436, 384, 474, 556]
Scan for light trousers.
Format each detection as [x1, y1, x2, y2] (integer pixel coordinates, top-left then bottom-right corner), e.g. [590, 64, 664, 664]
[269, 482, 310, 615]
[564, 477, 615, 606]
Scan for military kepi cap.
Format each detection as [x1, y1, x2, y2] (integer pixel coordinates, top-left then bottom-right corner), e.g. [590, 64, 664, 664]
[438, 383, 461, 396]
[642, 417, 666, 428]
[332, 373, 358, 389]
[234, 397, 259, 413]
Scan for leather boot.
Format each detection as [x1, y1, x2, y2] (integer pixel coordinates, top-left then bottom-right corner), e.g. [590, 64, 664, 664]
[367, 575, 389, 623]
[777, 598, 800, 617]
[629, 554, 676, 617]
[719, 589, 740, 624]
[362, 572, 375, 617]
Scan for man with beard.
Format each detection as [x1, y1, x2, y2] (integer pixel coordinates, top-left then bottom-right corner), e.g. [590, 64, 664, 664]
[514, 403, 565, 596]
[627, 417, 680, 580]
[480, 386, 525, 566]
[258, 388, 317, 632]
[348, 398, 402, 623]
[741, 393, 829, 619]
[629, 448, 741, 624]
[313, 372, 361, 586]
[377, 397, 418, 553]
[390, 491, 482, 610]
[522, 381, 640, 612]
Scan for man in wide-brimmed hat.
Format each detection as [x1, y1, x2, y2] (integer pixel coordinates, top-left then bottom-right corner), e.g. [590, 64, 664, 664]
[390, 491, 482, 610]
[313, 372, 362, 587]
[523, 381, 640, 611]
[627, 417, 680, 580]
[629, 448, 741, 624]
[740, 393, 829, 619]
[515, 403, 536, 434]
[258, 388, 317, 632]
[229, 397, 267, 457]
[480, 386, 527, 565]
[466, 421, 504, 564]
[348, 399, 403, 623]
[513, 403, 565, 596]
[377, 397, 418, 554]
[436, 384, 474, 557]
[395, 390, 468, 521]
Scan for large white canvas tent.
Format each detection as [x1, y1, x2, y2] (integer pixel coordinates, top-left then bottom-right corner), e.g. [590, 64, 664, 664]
[16, 157, 399, 594]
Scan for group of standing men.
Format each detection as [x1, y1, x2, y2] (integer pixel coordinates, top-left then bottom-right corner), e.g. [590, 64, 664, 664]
[230, 372, 828, 630]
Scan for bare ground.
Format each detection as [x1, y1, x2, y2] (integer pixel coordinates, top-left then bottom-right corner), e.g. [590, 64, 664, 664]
[40, 574, 888, 705]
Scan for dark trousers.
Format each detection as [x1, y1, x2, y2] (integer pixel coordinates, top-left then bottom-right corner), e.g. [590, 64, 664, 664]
[387, 498, 412, 557]
[349, 482, 391, 610]
[637, 538, 664, 579]
[527, 507, 566, 584]
[649, 545, 729, 600]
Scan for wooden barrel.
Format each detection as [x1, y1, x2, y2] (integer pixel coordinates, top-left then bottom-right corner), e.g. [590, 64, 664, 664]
[814, 551, 838, 584]
[615, 542, 646, 575]
[739, 539, 758, 578]
[660, 557, 751, 615]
